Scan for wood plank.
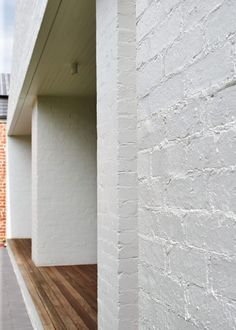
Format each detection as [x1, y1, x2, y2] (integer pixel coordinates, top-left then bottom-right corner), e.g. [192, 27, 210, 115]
[40, 268, 88, 330]
[58, 266, 97, 312]
[47, 267, 97, 330]
[8, 240, 55, 330]
[16, 239, 66, 330]
[7, 239, 97, 330]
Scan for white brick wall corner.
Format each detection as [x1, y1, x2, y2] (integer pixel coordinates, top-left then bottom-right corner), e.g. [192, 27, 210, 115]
[96, 0, 138, 329]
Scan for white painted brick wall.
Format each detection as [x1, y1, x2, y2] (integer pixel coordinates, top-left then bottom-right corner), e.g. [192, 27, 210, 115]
[137, 0, 236, 328]
[96, 0, 137, 328]
[7, 136, 31, 238]
[8, 0, 48, 129]
[32, 97, 97, 266]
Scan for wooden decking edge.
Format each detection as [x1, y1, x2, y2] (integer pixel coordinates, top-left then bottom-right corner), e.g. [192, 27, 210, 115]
[7, 241, 44, 330]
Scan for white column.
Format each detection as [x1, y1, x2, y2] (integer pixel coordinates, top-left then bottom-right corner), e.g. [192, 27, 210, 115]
[96, 0, 138, 328]
[32, 96, 97, 266]
[7, 136, 32, 238]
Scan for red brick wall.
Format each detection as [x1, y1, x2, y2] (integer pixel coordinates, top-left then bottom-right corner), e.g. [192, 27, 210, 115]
[0, 121, 6, 246]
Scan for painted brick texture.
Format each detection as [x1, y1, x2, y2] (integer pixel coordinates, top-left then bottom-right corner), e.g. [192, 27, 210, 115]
[0, 121, 6, 246]
[96, 0, 138, 328]
[7, 136, 32, 238]
[137, 0, 236, 329]
[32, 97, 97, 266]
[8, 0, 48, 130]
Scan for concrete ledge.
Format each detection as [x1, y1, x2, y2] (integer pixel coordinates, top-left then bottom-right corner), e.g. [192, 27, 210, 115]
[7, 243, 43, 330]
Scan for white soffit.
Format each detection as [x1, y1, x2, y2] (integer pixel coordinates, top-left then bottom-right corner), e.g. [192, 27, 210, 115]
[9, 0, 96, 135]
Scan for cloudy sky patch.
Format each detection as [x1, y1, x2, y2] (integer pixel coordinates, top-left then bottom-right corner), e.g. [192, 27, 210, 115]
[0, 0, 15, 73]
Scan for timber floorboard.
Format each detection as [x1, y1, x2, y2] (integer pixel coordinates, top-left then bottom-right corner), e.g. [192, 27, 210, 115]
[7, 239, 97, 330]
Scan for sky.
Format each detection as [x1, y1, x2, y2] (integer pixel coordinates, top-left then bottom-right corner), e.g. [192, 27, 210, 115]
[0, 0, 15, 73]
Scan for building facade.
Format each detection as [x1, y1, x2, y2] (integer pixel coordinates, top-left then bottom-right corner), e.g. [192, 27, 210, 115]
[0, 73, 10, 246]
[6, 0, 236, 329]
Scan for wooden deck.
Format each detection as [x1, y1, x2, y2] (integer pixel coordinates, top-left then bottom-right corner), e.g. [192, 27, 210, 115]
[7, 239, 97, 330]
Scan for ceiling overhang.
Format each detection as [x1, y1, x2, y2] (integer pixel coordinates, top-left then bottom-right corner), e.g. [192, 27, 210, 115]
[8, 0, 96, 136]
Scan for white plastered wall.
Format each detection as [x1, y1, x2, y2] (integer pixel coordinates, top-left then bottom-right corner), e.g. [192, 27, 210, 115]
[32, 96, 97, 266]
[7, 136, 32, 238]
